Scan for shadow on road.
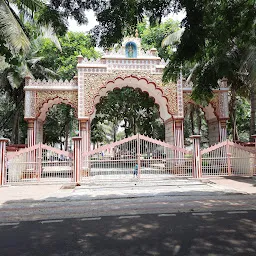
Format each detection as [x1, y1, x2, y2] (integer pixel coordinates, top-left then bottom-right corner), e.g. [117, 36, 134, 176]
[223, 176, 256, 187]
[0, 210, 255, 256]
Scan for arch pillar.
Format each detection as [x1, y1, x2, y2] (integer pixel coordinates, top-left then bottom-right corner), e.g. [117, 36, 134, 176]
[219, 119, 228, 142]
[79, 119, 90, 154]
[26, 118, 36, 147]
[164, 119, 174, 145]
[208, 118, 219, 145]
[174, 118, 184, 148]
[35, 119, 44, 144]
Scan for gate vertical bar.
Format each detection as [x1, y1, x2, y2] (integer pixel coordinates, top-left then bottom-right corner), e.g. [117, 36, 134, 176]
[227, 140, 232, 176]
[38, 142, 42, 181]
[190, 135, 202, 178]
[73, 137, 82, 184]
[0, 139, 9, 185]
[137, 134, 141, 179]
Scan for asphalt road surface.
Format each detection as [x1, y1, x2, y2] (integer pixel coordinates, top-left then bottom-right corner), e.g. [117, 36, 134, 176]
[0, 210, 255, 256]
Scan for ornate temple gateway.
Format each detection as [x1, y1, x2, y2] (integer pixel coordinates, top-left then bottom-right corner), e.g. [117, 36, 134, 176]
[24, 35, 229, 153]
[1, 35, 254, 185]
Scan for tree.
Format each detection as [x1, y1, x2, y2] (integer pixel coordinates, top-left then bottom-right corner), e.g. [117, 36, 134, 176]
[163, 0, 256, 141]
[91, 88, 164, 143]
[38, 32, 100, 80]
[90, 0, 178, 46]
[37, 32, 100, 145]
[0, 30, 61, 143]
[139, 18, 180, 59]
[43, 104, 78, 149]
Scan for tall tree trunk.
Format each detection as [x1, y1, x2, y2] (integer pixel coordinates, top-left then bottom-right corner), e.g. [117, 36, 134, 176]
[113, 122, 117, 142]
[133, 117, 136, 135]
[11, 107, 20, 144]
[196, 107, 201, 135]
[64, 107, 71, 151]
[229, 87, 239, 141]
[190, 108, 195, 135]
[250, 83, 256, 141]
[65, 123, 69, 151]
[124, 119, 128, 138]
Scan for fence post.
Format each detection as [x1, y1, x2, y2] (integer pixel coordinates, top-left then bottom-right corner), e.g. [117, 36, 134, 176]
[251, 135, 256, 176]
[190, 135, 202, 178]
[137, 134, 141, 179]
[37, 142, 42, 181]
[0, 139, 9, 186]
[72, 137, 82, 184]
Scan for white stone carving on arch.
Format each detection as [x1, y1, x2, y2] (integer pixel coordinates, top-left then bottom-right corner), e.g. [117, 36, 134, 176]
[37, 98, 77, 122]
[92, 76, 172, 121]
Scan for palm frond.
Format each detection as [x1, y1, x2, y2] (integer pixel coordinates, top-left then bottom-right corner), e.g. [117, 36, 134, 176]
[0, 0, 30, 53]
[240, 46, 256, 84]
[0, 56, 10, 71]
[7, 71, 22, 89]
[14, 0, 44, 15]
[41, 24, 62, 51]
[186, 63, 200, 84]
[27, 56, 44, 66]
[161, 28, 185, 47]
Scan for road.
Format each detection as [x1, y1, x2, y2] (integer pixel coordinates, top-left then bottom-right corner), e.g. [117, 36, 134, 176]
[0, 193, 256, 223]
[0, 178, 255, 255]
[0, 210, 255, 256]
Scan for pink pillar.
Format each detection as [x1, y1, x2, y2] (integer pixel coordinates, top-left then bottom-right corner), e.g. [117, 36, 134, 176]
[0, 139, 9, 186]
[164, 119, 174, 145]
[26, 118, 35, 147]
[26, 118, 36, 172]
[219, 119, 228, 142]
[190, 135, 202, 178]
[73, 137, 82, 184]
[79, 119, 90, 154]
[174, 119, 184, 148]
[137, 134, 141, 179]
[252, 135, 256, 176]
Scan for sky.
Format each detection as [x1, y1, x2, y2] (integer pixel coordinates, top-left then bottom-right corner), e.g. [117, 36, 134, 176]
[68, 10, 186, 32]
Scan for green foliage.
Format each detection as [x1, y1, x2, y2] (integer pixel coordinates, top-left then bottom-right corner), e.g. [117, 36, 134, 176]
[92, 87, 164, 143]
[139, 19, 180, 59]
[162, 0, 255, 141]
[38, 32, 100, 80]
[164, 0, 256, 100]
[227, 96, 250, 142]
[90, 0, 178, 46]
[43, 104, 78, 147]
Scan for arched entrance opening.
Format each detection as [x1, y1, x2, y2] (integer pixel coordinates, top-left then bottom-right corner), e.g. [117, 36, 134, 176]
[184, 103, 209, 147]
[36, 98, 78, 150]
[81, 74, 178, 152]
[91, 87, 165, 148]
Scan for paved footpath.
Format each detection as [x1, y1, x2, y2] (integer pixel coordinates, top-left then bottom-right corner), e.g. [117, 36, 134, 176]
[0, 177, 255, 223]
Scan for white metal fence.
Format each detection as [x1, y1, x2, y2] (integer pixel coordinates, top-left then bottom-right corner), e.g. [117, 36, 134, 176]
[1, 137, 256, 186]
[201, 140, 255, 176]
[6, 143, 73, 184]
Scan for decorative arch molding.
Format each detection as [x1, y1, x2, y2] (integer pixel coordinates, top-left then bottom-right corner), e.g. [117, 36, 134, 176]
[81, 71, 178, 121]
[37, 97, 78, 122]
[92, 77, 169, 120]
[35, 91, 78, 120]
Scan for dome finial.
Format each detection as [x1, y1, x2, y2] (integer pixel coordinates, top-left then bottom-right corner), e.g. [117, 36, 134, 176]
[135, 29, 139, 38]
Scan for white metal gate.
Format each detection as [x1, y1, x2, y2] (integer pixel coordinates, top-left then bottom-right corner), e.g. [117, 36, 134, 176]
[6, 143, 73, 184]
[82, 134, 192, 181]
[201, 140, 255, 176]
